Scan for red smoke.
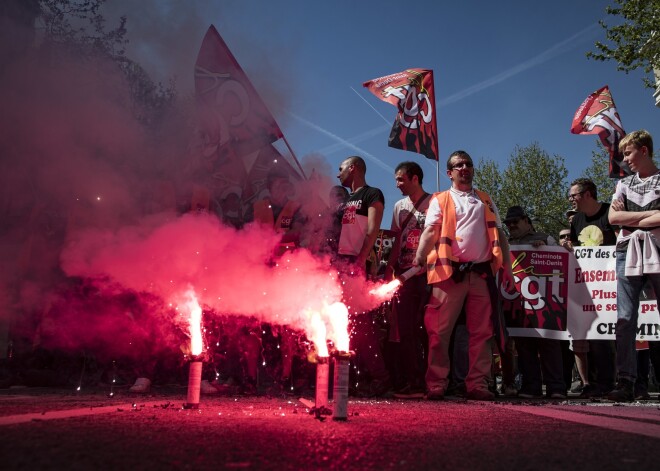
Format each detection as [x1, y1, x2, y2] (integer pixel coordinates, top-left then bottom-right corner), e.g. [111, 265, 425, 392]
[0, 8, 390, 370]
[61, 213, 343, 341]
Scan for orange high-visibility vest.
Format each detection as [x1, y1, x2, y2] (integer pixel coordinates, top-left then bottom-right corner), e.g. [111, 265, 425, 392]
[427, 189, 503, 284]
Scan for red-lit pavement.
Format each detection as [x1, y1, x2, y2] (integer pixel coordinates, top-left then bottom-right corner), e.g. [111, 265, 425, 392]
[1, 388, 659, 470]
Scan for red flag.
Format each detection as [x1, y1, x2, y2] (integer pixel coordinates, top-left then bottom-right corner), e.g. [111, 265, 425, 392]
[191, 26, 307, 225]
[363, 69, 439, 161]
[570, 85, 628, 178]
[195, 25, 283, 152]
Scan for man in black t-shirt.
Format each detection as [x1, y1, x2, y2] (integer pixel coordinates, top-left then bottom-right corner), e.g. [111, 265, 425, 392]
[336, 156, 385, 274]
[569, 178, 617, 398]
[335, 156, 391, 396]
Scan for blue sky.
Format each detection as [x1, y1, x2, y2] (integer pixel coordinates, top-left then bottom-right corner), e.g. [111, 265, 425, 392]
[113, 0, 659, 219]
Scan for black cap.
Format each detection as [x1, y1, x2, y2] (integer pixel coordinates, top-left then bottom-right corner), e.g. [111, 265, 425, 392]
[565, 209, 577, 218]
[503, 206, 528, 223]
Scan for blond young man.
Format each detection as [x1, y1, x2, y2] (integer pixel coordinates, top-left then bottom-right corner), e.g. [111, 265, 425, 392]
[608, 130, 660, 401]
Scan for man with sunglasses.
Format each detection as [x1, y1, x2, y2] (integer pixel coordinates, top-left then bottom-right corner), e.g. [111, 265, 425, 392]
[558, 228, 572, 250]
[414, 150, 514, 401]
[568, 178, 617, 399]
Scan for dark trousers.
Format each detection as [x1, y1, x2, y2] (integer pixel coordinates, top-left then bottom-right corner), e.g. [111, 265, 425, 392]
[516, 337, 565, 395]
[560, 340, 574, 389]
[588, 340, 616, 393]
[635, 342, 660, 394]
[390, 274, 429, 389]
[351, 312, 389, 382]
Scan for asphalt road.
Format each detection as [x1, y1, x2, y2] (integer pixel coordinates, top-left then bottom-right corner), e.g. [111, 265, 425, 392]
[1, 387, 659, 470]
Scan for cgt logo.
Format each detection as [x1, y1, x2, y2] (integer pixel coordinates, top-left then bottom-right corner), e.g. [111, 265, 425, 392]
[382, 84, 433, 130]
[405, 229, 421, 249]
[501, 270, 566, 311]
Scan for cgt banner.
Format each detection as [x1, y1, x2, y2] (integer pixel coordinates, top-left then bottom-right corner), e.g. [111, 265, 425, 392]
[502, 245, 660, 341]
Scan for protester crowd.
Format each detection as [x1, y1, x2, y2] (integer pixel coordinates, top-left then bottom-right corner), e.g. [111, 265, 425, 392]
[3, 131, 659, 403]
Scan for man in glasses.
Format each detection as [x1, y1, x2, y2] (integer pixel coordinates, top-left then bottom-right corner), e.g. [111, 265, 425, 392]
[568, 177, 618, 399]
[414, 150, 514, 401]
[503, 206, 565, 399]
[558, 228, 572, 250]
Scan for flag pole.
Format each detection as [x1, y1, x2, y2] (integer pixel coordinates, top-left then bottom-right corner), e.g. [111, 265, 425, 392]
[282, 134, 307, 180]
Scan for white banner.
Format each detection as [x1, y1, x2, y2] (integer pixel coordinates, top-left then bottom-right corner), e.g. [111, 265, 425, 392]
[504, 245, 660, 341]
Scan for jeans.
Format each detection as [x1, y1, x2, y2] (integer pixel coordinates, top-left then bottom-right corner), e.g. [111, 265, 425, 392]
[615, 250, 660, 381]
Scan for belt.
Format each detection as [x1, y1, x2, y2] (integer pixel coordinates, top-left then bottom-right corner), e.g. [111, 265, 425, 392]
[451, 261, 490, 282]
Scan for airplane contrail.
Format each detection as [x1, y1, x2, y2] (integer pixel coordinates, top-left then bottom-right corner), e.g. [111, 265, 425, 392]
[350, 86, 391, 125]
[438, 22, 600, 107]
[317, 124, 390, 155]
[286, 111, 395, 173]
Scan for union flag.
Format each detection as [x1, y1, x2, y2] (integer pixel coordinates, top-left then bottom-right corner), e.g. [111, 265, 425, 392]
[363, 69, 439, 161]
[195, 25, 283, 149]
[570, 85, 628, 178]
[190, 26, 304, 224]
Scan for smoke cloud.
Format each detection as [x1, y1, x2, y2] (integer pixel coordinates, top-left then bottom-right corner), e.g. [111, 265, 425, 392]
[0, 2, 390, 374]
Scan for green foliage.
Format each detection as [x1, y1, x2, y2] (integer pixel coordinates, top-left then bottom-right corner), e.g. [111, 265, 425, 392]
[37, 0, 128, 60]
[587, 0, 660, 89]
[474, 143, 570, 238]
[34, 0, 177, 127]
[580, 140, 617, 203]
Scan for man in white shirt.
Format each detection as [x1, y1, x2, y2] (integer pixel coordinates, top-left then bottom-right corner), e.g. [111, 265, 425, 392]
[414, 150, 514, 401]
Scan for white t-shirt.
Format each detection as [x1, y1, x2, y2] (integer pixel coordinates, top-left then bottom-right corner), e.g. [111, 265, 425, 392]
[425, 188, 502, 263]
[390, 194, 431, 269]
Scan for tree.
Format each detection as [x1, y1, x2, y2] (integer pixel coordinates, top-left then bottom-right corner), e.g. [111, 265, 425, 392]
[33, 0, 176, 127]
[587, 0, 660, 89]
[580, 141, 618, 203]
[37, 0, 128, 59]
[474, 143, 569, 237]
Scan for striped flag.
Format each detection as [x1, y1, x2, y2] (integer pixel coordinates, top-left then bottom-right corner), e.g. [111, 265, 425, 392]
[571, 85, 629, 178]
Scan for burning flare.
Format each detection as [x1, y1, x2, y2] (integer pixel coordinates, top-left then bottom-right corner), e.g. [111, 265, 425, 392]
[369, 279, 401, 301]
[182, 288, 203, 356]
[309, 310, 329, 357]
[326, 302, 349, 352]
[368, 266, 424, 302]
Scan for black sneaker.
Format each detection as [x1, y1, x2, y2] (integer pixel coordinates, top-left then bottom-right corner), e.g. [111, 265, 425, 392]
[579, 384, 601, 399]
[606, 379, 634, 402]
[445, 383, 467, 398]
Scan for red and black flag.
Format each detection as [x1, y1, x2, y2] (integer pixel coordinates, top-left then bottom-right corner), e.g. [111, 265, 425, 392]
[363, 69, 438, 161]
[570, 85, 628, 178]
